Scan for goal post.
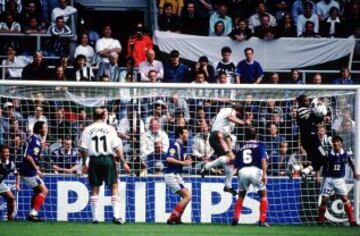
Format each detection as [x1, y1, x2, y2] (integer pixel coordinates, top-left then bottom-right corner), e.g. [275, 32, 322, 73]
[0, 81, 358, 224]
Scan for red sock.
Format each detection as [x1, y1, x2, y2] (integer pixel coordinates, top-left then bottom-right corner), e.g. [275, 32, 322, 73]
[233, 197, 244, 220]
[344, 201, 355, 223]
[318, 205, 326, 222]
[33, 193, 46, 211]
[169, 204, 184, 220]
[7, 198, 15, 220]
[259, 197, 268, 223]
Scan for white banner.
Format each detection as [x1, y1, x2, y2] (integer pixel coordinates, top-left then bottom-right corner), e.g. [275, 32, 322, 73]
[153, 31, 355, 70]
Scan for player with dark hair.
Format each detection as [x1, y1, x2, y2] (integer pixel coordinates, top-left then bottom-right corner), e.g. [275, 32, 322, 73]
[201, 104, 249, 196]
[165, 127, 192, 224]
[80, 107, 131, 224]
[20, 120, 48, 222]
[0, 145, 20, 220]
[294, 94, 327, 178]
[232, 127, 269, 227]
[318, 135, 359, 226]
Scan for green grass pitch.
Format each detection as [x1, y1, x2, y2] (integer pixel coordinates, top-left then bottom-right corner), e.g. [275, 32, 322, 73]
[0, 222, 359, 236]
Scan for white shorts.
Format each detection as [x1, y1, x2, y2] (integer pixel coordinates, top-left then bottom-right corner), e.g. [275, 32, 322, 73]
[237, 166, 266, 192]
[164, 173, 185, 194]
[22, 176, 44, 189]
[321, 177, 347, 196]
[0, 182, 10, 193]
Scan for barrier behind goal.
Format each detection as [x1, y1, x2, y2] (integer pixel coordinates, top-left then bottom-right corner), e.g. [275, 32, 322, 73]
[0, 81, 359, 224]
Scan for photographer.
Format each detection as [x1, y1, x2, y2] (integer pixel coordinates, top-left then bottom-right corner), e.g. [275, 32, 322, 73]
[127, 23, 154, 66]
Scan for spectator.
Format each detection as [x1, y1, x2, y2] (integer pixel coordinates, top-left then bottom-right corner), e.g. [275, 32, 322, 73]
[52, 64, 69, 81]
[157, 3, 181, 33]
[316, 0, 340, 21]
[311, 72, 322, 84]
[73, 54, 94, 81]
[127, 23, 154, 66]
[332, 108, 355, 134]
[140, 118, 169, 160]
[277, 12, 297, 37]
[2, 101, 23, 132]
[248, 2, 277, 33]
[95, 24, 121, 63]
[210, 20, 227, 36]
[49, 107, 72, 142]
[146, 141, 167, 175]
[0, 12, 20, 33]
[214, 46, 238, 84]
[333, 67, 354, 85]
[168, 94, 190, 123]
[8, 133, 24, 163]
[268, 0, 291, 21]
[80, 20, 100, 48]
[1, 45, 30, 80]
[290, 69, 304, 84]
[163, 49, 189, 83]
[50, 0, 77, 25]
[48, 16, 71, 36]
[291, 0, 317, 25]
[51, 138, 79, 174]
[265, 122, 285, 158]
[192, 121, 214, 163]
[118, 56, 138, 83]
[139, 49, 164, 82]
[97, 51, 122, 82]
[235, 47, 264, 84]
[159, 0, 184, 16]
[336, 119, 354, 152]
[19, 1, 44, 28]
[320, 7, 344, 38]
[44, 16, 71, 56]
[4, 117, 25, 145]
[209, 3, 232, 35]
[22, 50, 49, 80]
[297, 2, 319, 36]
[181, 1, 207, 36]
[318, 125, 332, 151]
[229, 18, 252, 42]
[1, 0, 22, 16]
[74, 33, 95, 66]
[26, 105, 47, 136]
[190, 56, 215, 83]
[253, 14, 278, 39]
[268, 141, 289, 176]
[270, 72, 280, 84]
[147, 70, 159, 83]
[343, 2, 360, 36]
[144, 99, 170, 131]
[23, 16, 46, 34]
[300, 21, 321, 37]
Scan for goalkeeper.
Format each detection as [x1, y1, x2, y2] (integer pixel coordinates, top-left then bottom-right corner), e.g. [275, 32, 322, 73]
[294, 94, 327, 178]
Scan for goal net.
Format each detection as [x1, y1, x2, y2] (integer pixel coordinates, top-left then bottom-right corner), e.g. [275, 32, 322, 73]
[0, 81, 358, 225]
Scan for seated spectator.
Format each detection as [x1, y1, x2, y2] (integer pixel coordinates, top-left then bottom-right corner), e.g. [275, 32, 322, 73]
[97, 51, 122, 82]
[300, 21, 321, 37]
[268, 141, 289, 176]
[139, 49, 164, 82]
[209, 3, 232, 35]
[127, 23, 154, 66]
[0, 12, 20, 32]
[146, 141, 167, 175]
[277, 12, 297, 37]
[73, 54, 94, 81]
[191, 121, 214, 163]
[297, 2, 319, 36]
[291, 0, 317, 25]
[254, 14, 278, 39]
[4, 117, 25, 144]
[210, 20, 227, 36]
[51, 138, 79, 174]
[311, 72, 322, 84]
[264, 122, 285, 158]
[22, 50, 49, 80]
[163, 50, 189, 83]
[147, 70, 159, 83]
[23, 16, 46, 34]
[229, 18, 252, 42]
[144, 100, 170, 131]
[181, 1, 207, 36]
[168, 94, 190, 123]
[26, 105, 47, 136]
[79, 20, 100, 48]
[52, 64, 69, 81]
[320, 7, 344, 38]
[1, 0, 22, 17]
[20, 1, 45, 30]
[118, 56, 138, 83]
[157, 3, 181, 33]
[44, 16, 71, 56]
[290, 69, 303, 84]
[333, 67, 354, 85]
[332, 108, 355, 134]
[159, 0, 183, 16]
[49, 107, 72, 142]
[270, 72, 280, 84]
[74, 33, 95, 66]
[2, 102, 23, 133]
[140, 118, 169, 160]
[235, 47, 264, 84]
[214, 46, 238, 84]
[248, 2, 277, 33]
[316, 0, 340, 22]
[50, 0, 77, 26]
[95, 24, 121, 63]
[337, 119, 354, 152]
[190, 56, 215, 83]
[2, 45, 30, 80]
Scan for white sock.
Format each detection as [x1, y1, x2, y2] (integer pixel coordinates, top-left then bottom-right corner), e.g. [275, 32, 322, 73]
[302, 166, 313, 175]
[111, 195, 121, 219]
[30, 209, 38, 216]
[205, 156, 228, 169]
[90, 196, 99, 221]
[224, 165, 234, 188]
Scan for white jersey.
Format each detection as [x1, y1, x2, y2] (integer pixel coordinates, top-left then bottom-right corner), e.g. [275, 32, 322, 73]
[211, 108, 236, 135]
[80, 121, 122, 157]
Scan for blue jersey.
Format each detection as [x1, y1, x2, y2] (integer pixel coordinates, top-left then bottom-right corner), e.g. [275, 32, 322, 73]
[166, 139, 186, 174]
[21, 134, 42, 177]
[235, 60, 264, 84]
[323, 149, 351, 178]
[0, 159, 16, 183]
[234, 141, 267, 169]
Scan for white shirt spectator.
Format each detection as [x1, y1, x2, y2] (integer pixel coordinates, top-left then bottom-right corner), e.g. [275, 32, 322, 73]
[192, 133, 214, 160]
[0, 21, 21, 31]
[117, 116, 145, 136]
[316, 0, 339, 20]
[332, 118, 355, 133]
[140, 130, 169, 159]
[297, 13, 319, 36]
[2, 56, 31, 78]
[51, 5, 77, 25]
[27, 116, 48, 135]
[74, 45, 95, 66]
[47, 24, 72, 35]
[95, 37, 121, 63]
[139, 60, 164, 82]
[248, 13, 277, 32]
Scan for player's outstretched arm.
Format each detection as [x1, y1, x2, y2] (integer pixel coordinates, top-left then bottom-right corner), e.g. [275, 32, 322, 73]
[167, 157, 192, 166]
